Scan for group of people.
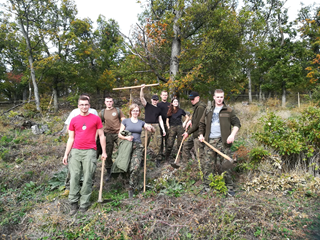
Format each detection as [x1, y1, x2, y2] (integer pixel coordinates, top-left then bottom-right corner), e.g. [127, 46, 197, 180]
[62, 86, 240, 216]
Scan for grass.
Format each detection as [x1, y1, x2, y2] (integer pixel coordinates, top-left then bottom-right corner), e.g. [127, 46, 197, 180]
[0, 102, 319, 239]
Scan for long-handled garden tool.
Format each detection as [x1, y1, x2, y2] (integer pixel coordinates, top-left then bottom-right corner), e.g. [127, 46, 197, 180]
[202, 140, 235, 170]
[143, 129, 148, 192]
[171, 138, 185, 169]
[98, 158, 112, 203]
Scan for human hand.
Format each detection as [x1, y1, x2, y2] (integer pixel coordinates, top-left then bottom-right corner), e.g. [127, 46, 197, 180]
[227, 135, 235, 144]
[126, 136, 134, 141]
[62, 156, 68, 165]
[198, 134, 204, 142]
[182, 132, 188, 140]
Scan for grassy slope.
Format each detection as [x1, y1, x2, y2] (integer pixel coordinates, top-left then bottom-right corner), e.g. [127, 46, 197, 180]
[0, 102, 319, 239]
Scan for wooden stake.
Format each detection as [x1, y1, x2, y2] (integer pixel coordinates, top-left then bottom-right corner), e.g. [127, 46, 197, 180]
[113, 83, 159, 91]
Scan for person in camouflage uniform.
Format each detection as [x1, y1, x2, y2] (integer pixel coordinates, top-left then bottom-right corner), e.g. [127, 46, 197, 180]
[198, 89, 240, 196]
[181, 91, 206, 162]
[118, 104, 154, 198]
[98, 96, 125, 182]
[165, 98, 189, 162]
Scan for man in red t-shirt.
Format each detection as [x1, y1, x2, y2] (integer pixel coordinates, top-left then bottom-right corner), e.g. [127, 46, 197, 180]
[62, 96, 107, 215]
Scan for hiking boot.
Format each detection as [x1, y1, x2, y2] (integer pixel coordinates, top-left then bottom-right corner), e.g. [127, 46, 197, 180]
[128, 189, 133, 199]
[61, 189, 69, 196]
[227, 190, 235, 197]
[69, 203, 78, 216]
[79, 206, 89, 214]
[156, 160, 161, 168]
[105, 168, 111, 182]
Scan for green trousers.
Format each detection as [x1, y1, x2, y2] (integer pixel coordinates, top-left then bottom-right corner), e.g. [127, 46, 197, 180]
[68, 149, 97, 208]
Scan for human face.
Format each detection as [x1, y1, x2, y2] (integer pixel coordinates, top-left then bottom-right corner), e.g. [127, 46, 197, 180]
[78, 100, 90, 114]
[190, 96, 199, 105]
[151, 99, 159, 106]
[172, 99, 179, 107]
[160, 91, 168, 102]
[213, 92, 224, 107]
[131, 107, 140, 118]
[105, 98, 114, 109]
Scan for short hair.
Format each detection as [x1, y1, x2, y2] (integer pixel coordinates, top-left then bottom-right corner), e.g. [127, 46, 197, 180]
[78, 96, 90, 103]
[105, 96, 113, 101]
[161, 91, 168, 95]
[129, 104, 141, 118]
[214, 89, 224, 95]
[80, 93, 90, 99]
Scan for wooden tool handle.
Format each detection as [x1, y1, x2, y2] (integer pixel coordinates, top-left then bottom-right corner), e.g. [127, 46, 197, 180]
[98, 159, 105, 202]
[203, 140, 232, 162]
[113, 83, 159, 90]
[143, 130, 148, 192]
[173, 138, 185, 164]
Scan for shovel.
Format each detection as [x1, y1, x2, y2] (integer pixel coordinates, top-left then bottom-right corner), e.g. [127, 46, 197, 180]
[171, 138, 185, 169]
[202, 140, 235, 170]
[98, 158, 112, 203]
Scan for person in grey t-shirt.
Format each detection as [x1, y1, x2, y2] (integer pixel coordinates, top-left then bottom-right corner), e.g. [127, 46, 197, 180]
[118, 104, 154, 198]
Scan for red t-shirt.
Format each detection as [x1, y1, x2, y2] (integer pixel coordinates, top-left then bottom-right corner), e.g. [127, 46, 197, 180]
[69, 113, 103, 150]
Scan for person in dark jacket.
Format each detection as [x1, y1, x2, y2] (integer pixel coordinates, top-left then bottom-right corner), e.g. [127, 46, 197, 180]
[198, 89, 241, 196]
[118, 104, 154, 198]
[181, 91, 206, 162]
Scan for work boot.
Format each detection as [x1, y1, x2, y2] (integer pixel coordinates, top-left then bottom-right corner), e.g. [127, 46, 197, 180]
[156, 160, 161, 168]
[69, 202, 78, 216]
[105, 168, 111, 182]
[164, 152, 171, 163]
[128, 189, 133, 199]
[61, 189, 69, 197]
[79, 206, 89, 214]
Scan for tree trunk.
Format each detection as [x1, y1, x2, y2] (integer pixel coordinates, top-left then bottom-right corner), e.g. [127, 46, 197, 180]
[259, 85, 262, 102]
[19, 18, 41, 112]
[248, 68, 252, 103]
[53, 87, 58, 113]
[281, 84, 286, 107]
[169, 8, 182, 98]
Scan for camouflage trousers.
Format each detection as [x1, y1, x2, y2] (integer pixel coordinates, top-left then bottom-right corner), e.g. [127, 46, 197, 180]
[166, 125, 184, 157]
[128, 142, 144, 190]
[105, 133, 119, 169]
[182, 134, 204, 162]
[202, 138, 233, 190]
[141, 123, 162, 161]
[160, 125, 169, 156]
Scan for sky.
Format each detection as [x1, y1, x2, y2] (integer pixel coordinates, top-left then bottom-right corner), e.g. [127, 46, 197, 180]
[74, 0, 319, 34]
[75, 0, 146, 36]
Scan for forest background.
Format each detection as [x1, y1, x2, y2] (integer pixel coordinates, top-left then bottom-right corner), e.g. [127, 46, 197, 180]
[1, 0, 320, 239]
[0, 0, 320, 110]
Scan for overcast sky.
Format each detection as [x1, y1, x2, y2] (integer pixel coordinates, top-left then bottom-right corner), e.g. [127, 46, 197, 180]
[75, 0, 146, 36]
[0, 0, 319, 34]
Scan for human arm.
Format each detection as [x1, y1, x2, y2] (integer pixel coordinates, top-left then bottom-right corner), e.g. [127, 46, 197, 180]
[140, 84, 147, 107]
[227, 110, 241, 144]
[166, 118, 170, 129]
[97, 128, 107, 160]
[62, 130, 75, 165]
[186, 105, 205, 135]
[158, 116, 166, 136]
[226, 126, 239, 144]
[118, 123, 134, 141]
[182, 115, 190, 128]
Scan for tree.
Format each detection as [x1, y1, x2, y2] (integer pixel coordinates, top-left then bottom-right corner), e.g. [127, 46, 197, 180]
[4, 0, 59, 111]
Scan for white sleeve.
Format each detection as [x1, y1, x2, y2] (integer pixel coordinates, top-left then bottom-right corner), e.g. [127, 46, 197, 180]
[64, 109, 78, 125]
[90, 108, 98, 116]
